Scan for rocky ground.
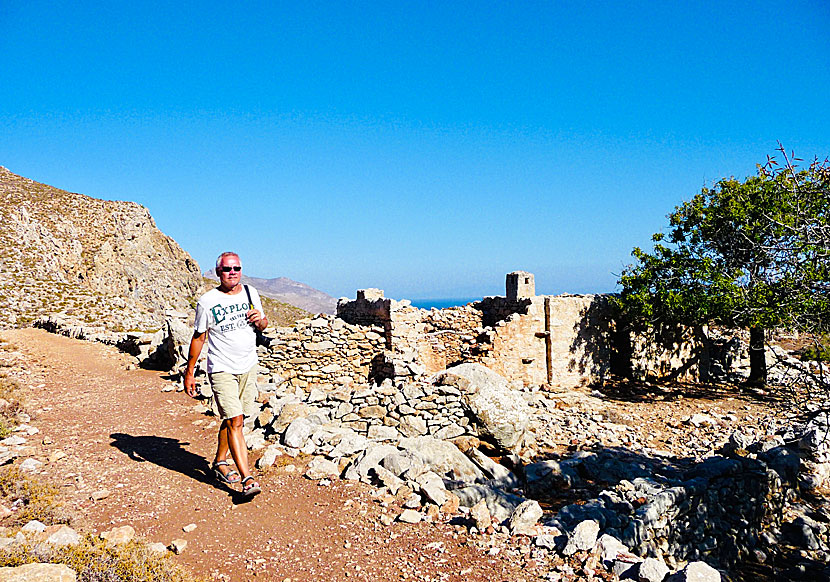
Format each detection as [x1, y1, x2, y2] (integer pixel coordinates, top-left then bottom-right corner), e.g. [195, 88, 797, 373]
[0, 328, 822, 581]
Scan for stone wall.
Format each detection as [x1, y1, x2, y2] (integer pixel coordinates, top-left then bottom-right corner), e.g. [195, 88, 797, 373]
[260, 314, 388, 389]
[542, 445, 799, 568]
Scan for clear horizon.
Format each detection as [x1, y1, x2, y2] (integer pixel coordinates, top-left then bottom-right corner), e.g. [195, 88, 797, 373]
[2, 2, 828, 299]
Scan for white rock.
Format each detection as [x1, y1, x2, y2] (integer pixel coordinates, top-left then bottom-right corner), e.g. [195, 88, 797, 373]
[638, 557, 670, 582]
[398, 509, 422, 524]
[21, 520, 46, 533]
[508, 499, 543, 535]
[100, 525, 135, 544]
[667, 561, 721, 582]
[147, 542, 168, 553]
[563, 519, 600, 555]
[397, 436, 484, 482]
[257, 444, 283, 469]
[0, 562, 77, 581]
[169, 538, 187, 554]
[44, 525, 80, 546]
[19, 458, 43, 472]
[283, 417, 316, 449]
[597, 533, 630, 565]
[1, 436, 25, 446]
[433, 363, 533, 453]
[367, 425, 400, 442]
[305, 457, 340, 480]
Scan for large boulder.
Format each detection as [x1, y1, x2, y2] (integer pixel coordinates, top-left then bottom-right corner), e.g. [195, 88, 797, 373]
[451, 484, 527, 523]
[433, 363, 533, 453]
[397, 436, 484, 483]
[165, 312, 193, 371]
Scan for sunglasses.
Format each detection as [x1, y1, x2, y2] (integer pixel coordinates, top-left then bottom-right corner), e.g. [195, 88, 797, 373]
[220, 266, 242, 272]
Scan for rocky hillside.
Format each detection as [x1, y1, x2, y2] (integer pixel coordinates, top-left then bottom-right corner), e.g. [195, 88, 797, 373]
[0, 166, 202, 331]
[203, 270, 337, 314]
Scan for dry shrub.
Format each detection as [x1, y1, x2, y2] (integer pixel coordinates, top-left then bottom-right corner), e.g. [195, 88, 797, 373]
[0, 536, 203, 582]
[0, 466, 73, 527]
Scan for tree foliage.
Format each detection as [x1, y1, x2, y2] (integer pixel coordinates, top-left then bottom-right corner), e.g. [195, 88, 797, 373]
[617, 147, 830, 384]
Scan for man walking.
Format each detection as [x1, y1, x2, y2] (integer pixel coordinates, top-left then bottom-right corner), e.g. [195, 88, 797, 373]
[184, 251, 267, 496]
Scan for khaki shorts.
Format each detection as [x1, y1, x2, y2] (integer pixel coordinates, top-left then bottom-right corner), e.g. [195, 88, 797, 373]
[208, 366, 257, 420]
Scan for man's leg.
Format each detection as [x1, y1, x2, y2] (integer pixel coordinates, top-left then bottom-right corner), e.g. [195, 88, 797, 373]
[209, 372, 244, 483]
[212, 423, 239, 482]
[224, 414, 250, 479]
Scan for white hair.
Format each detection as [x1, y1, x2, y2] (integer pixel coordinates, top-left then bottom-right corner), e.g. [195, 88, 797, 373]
[215, 252, 240, 271]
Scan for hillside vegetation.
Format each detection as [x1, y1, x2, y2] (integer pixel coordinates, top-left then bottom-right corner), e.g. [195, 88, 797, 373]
[0, 166, 203, 332]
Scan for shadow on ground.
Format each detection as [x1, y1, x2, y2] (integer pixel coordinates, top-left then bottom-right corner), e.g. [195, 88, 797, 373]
[108, 432, 255, 503]
[598, 378, 784, 405]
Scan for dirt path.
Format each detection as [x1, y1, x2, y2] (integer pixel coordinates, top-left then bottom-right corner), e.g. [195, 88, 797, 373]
[1, 329, 547, 581]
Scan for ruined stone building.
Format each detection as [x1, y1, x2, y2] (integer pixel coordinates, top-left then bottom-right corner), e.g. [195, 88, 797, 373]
[258, 271, 704, 393]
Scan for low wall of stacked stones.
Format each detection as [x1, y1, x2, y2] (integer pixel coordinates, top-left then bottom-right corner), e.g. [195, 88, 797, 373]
[260, 316, 388, 389]
[542, 447, 798, 568]
[257, 368, 475, 441]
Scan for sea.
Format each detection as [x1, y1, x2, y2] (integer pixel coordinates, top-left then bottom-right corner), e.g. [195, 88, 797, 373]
[409, 297, 481, 310]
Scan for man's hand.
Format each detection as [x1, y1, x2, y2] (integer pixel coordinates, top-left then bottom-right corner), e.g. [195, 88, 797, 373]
[184, 370, 199, 398]
[184, 330, 206, 399]
[246, 308, 267, 331]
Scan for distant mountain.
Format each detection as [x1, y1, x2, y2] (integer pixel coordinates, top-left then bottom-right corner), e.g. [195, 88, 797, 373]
[203, 270, 336, 315]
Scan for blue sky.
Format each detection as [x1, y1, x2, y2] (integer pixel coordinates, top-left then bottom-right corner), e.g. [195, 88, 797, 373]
[2, 2, 829, 300]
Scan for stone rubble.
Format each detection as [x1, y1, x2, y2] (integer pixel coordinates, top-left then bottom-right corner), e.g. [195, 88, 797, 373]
[181, 353, 830, 580]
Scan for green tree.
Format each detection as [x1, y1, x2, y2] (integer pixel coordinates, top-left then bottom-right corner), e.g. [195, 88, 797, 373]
[617, 149, 830, 385]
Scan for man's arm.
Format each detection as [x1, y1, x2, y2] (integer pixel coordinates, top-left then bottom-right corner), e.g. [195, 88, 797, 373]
[183, 330, 207, 397]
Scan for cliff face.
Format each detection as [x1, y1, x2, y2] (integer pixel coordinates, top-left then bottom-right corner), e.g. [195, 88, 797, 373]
[0, 166, 202, 331]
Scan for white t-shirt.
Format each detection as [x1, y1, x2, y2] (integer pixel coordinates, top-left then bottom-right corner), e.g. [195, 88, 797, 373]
[194, 285, 263, 374]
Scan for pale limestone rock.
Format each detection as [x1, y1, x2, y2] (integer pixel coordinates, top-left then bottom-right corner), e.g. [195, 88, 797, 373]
[397, 436, 484, 482]
[100, 525, 135, 545]
[0, 562, 76, 581]
[638, 557, 670, 582]
[397, 415, 428, 437]
[282, 417, 316, 449]
[398, 509, 422, 524]
[452, 484, 526, 524]
[271, 403, 311, 433]
[371, 465, 405, 495]
[563, 519, 600, 555]
[90, 489, 111, 501]
[305, 458, 340, 480]
[343, 444, 399, 482]
[367, 425, 400, 442]
[257, 444, 283, 469]
[667, 562, 721, 582]
[43, 525, 80, 546]
[169, 538, 187, 554]
[508, 500, 543, 535]
[470, 499, 492, 531]
[147, 542, 168, 553]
